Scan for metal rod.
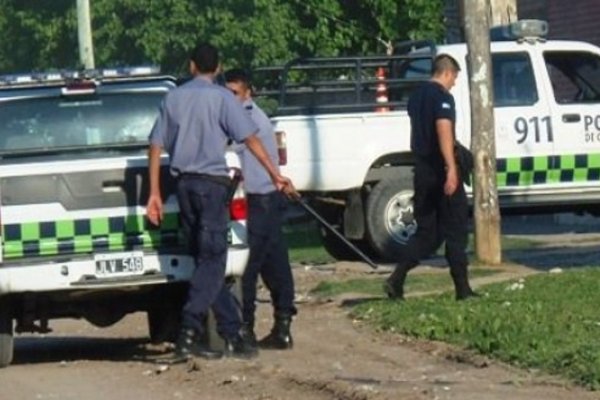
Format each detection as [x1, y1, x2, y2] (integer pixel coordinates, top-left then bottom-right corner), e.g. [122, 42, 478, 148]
[296, 198, 378, 270]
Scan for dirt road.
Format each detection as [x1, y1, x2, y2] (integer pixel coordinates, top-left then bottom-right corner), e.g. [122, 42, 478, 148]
[3, 249, 600, 400]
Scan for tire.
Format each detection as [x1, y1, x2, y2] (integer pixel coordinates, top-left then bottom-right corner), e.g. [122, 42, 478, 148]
[147, 287, 186, 343]
[147, 305, 181, 344]
[313, 203, 372, 261]
[365, 176, 416, 261]
[0, 299, 14, 368]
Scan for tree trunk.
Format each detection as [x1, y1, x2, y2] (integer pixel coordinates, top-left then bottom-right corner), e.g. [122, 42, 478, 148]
[489, 0, 518, 26]
[463, 0, 502, 265]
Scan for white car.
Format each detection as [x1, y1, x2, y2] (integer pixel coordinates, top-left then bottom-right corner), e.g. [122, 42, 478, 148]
[0, 68, 249, 367]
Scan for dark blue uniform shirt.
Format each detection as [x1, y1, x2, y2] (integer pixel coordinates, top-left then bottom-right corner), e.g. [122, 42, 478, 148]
[407, 80, 456, 160]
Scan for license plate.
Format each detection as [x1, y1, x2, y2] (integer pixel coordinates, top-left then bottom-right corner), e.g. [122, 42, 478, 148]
[95, 251, 144, 276]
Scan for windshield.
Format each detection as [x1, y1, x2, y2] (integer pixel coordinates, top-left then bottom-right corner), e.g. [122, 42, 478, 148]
[0, 91, 164, 156]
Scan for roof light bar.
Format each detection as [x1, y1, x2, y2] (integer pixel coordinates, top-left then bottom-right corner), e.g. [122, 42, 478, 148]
[0, 66, 161, 87]
[490, 19, 549, 42]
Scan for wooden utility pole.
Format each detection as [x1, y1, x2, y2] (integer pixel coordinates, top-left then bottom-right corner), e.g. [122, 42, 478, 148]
[489, 0, 518, 26]
[77, 0, 95, 69]
[463, 0, 502, 265]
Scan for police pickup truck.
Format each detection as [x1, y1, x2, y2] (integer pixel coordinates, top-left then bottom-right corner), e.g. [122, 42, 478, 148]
[0, 67, 249, 367]
[263, 20, 600, 260]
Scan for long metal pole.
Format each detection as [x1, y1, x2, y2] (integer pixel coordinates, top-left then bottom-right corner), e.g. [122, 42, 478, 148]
[297, 199, 379, 270]
[77, 0, 95, 69]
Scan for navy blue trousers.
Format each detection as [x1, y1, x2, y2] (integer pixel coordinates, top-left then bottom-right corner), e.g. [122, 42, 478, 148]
[176, 176, 240, 339]
[399, 160, 469, 279]
[242, 191, 296, 325]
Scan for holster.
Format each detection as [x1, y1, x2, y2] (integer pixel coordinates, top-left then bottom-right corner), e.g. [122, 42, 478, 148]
[455, 141, 473, 186]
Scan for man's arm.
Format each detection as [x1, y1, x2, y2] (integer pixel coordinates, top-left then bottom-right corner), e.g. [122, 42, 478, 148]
[146, 144, 163, 225]
[436, 118, 458, 195]
[244, 133, 296, 196]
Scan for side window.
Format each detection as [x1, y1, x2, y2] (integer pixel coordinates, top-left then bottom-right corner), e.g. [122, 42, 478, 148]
[492, 52, 538, 107]
[544, 51, 600, 104]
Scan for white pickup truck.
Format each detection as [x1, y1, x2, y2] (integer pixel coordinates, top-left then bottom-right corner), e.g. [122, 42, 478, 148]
[262, 20, 600, 260]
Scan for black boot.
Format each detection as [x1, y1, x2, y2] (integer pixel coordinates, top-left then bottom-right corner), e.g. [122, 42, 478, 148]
[259, 314, 293, 350]
[241, 321, 258, 351]
[224, 333, 259, 359]
[451, 272, 480, 301]
[384, 265, 408, 300]
[163, 327, 223, 364]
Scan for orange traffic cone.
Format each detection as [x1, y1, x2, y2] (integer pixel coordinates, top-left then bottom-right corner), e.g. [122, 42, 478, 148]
[375, 67, 390, 112]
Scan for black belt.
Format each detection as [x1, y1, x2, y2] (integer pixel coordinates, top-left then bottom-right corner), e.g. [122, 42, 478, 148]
[178, 172, 231, 187]
[247, 191, 278, 199]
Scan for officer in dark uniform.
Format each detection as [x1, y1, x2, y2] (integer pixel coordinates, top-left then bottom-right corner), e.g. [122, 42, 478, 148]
[384, 54, 478, 301]
[224, 69, 297, 350]
[147, 43, 293, 362]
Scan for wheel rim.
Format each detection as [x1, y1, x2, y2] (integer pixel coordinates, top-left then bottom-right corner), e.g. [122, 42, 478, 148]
[383, 190, 417, 245]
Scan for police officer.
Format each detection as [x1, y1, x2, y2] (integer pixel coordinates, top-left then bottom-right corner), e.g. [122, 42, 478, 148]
[384, 54, 478, 301]
[224, 69, 297, 350]
[146, 43, 293, 362]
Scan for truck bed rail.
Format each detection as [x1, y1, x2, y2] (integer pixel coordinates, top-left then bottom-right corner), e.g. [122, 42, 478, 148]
[253, 40, 436, 116]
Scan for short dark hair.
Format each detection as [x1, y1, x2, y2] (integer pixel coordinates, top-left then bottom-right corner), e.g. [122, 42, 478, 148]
[432, 54, 461, 76]
[223, 68, 252, 87]
[190, 42, 219, 73]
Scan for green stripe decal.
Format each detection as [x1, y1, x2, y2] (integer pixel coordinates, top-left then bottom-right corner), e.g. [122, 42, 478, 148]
[2, 213, 184, 259]
[496, 153, 600, 187]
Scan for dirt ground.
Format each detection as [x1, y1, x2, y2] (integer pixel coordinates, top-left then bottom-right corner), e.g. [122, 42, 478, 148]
[2, 224, 600, 400]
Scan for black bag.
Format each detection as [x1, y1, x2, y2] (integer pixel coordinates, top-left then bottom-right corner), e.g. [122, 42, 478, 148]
[455, 141, 473, 186]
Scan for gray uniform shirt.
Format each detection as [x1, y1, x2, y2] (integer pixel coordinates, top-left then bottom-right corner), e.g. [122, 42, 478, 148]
[236, 99, 279, 194]
[149, 77, 257, 177]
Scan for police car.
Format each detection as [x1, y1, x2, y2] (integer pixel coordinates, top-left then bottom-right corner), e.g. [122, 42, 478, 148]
[0, 67, 250, 367]
[266, 20, 600, 260]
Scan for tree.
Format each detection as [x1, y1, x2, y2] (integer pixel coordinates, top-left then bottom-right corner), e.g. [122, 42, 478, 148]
[0, 0, 446, 74]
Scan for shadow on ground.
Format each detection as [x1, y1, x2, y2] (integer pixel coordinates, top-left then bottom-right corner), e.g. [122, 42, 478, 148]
[12, 336, 167, 365]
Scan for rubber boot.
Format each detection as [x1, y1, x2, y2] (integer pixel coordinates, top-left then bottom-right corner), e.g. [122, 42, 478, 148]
[383, 264, 408, 300]
[259, 314, 293, 349]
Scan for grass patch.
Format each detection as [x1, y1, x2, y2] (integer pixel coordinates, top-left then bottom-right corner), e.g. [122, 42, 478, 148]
[351, 268, 600, 389]
[284, 221, 334, 265]
[310, 268, 499, 297]
[284, 219, 540, 266]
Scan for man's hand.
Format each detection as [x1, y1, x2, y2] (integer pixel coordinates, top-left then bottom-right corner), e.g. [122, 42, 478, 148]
[444, 166, 459, 196]
[274, 174, 300, 199]
[146, 193, 163, 226]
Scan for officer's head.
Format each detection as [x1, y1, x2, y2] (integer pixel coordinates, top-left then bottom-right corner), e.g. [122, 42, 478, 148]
[223, 68, 252, 102]
[432, 54, 460, 90]
[189, 42, 220, 76]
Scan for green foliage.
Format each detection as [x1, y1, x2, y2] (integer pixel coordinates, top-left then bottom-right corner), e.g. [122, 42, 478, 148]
[352, 269, 600, 389]
[311, 268, 499, 297]
[0, 0, 445, 74]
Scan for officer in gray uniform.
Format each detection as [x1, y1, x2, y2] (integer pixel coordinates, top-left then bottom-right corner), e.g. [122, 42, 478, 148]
[224, 69, 297, 350]
[147, 43, 292, 362]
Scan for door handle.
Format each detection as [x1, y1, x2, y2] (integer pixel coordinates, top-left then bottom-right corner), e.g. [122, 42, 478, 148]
[102, 180, 125, 193]
[562, 113, 581, 123]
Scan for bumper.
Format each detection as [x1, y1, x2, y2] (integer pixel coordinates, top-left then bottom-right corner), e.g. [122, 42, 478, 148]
[0, 245, 249, 294]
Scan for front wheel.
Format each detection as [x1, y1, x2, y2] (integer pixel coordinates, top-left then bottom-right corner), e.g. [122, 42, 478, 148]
[0, 299, 14, 368]
[365, 177, 416, 261]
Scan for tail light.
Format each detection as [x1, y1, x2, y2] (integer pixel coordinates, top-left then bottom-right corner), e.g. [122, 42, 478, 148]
[229, 198, 247, 221]
[275, 130, 287, 166]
